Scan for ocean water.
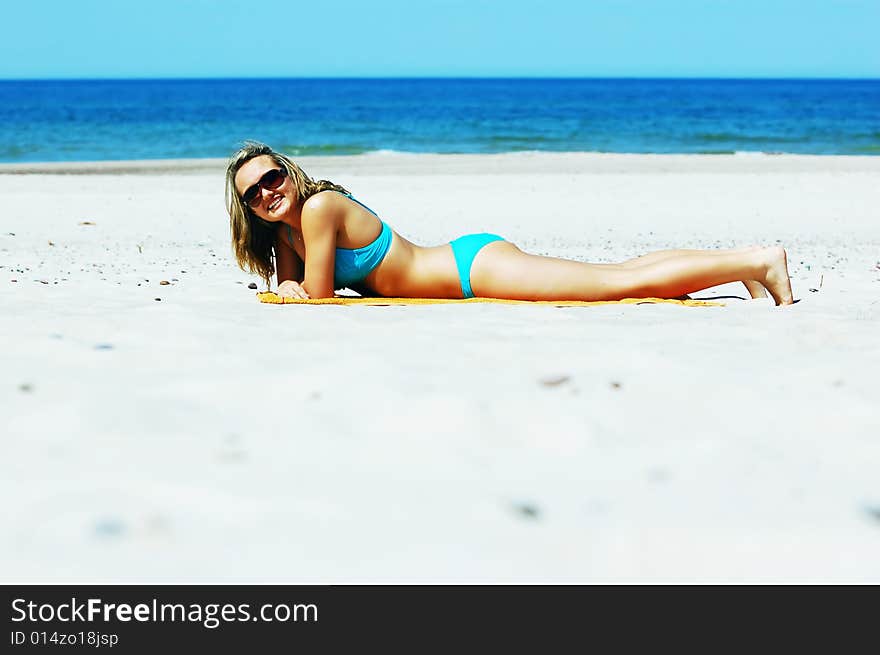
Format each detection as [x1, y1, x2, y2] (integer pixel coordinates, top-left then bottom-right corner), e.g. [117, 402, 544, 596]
[0, 78, 877, 162]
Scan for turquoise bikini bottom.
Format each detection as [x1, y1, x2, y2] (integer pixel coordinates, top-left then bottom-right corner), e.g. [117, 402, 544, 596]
[449, 233, 505, 298]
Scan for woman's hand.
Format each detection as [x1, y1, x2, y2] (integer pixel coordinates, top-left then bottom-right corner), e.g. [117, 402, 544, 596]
[277, 279, 310, 299]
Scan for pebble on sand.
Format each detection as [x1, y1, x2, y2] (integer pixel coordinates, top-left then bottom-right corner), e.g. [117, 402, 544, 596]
[248, 282, 258, 289]
[513, 502, 541, 520]
[154, 298, 162, 301]
[78, 221, 96, 226]
[539, 375, 570, 387]
[159, 280, 170, 285]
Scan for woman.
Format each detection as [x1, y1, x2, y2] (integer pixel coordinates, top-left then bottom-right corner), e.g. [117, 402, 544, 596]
[226, 142, 794, 305]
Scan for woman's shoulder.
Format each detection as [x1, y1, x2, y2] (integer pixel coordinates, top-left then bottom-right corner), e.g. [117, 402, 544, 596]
[298, 190, 350, 238]
[301, 189, 349, 216]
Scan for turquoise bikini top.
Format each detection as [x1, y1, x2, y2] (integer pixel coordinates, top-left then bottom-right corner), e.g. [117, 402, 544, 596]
[286, 193, 392, 288]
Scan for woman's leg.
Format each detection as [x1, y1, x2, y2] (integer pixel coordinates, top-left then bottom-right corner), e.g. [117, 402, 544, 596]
[741, 280, 769, 299]
[470, 242, 793, 305]
[617, 247, 768, 299]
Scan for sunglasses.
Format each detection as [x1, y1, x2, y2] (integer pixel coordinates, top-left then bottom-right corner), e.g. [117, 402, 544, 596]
[241, 168, 287, 208]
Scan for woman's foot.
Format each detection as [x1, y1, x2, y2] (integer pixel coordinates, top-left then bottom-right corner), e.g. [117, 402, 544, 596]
[761, 246, 794, 306]
[742, 279, 769, 299]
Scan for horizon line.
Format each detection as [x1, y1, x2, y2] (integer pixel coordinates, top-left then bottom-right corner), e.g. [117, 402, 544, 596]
[1, 75, 879, 83]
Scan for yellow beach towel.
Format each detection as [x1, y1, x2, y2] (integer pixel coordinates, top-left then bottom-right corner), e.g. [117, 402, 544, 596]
[256, 292, 722, 307]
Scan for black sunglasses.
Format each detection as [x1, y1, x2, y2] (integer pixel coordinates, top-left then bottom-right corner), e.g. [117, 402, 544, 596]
[241, 168, 287, 208]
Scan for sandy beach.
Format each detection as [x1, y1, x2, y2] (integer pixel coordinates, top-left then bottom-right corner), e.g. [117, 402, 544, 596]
[1, 151, 879, 583]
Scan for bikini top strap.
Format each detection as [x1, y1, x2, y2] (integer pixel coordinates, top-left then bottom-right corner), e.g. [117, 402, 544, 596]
[340, 190, 379, 218]
[283, 191, 380, 247]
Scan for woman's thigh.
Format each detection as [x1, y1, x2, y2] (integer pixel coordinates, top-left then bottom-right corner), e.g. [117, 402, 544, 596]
[469, 241, 627, 301]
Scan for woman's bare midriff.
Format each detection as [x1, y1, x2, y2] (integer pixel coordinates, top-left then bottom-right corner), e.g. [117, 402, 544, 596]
[366, 231, 463, 298]
[278, 209, 462, 298]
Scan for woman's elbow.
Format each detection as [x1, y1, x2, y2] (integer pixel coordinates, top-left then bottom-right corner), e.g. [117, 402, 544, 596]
[302, 281, 335, 298]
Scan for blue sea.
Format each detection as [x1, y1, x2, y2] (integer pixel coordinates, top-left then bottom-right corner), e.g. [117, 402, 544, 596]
[0, 78, 878, 162]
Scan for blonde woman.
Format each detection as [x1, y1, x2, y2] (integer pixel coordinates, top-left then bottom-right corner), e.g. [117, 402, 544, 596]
[226, 142, 794, 305]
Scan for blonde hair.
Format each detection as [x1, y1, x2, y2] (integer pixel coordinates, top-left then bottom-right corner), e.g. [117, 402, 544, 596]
[225, 141, 349, 287]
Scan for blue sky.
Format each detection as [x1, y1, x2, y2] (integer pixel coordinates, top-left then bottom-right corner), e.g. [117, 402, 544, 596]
[2, 0, 878, 79]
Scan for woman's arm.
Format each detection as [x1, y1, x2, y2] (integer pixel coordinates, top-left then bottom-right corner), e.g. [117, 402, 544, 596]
[275, 232, 304, 285]
[299, 193, 340, 298]
[274, 231, 309, 298]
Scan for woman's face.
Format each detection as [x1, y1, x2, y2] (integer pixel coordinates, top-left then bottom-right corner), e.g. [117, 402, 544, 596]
[234, 155, 296, 222]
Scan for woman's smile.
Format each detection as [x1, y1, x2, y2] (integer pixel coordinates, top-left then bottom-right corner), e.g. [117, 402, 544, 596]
[267, 194, 285, 213]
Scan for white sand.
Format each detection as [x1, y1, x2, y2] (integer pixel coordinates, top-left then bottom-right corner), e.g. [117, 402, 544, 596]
[1, 152, 879, 583]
